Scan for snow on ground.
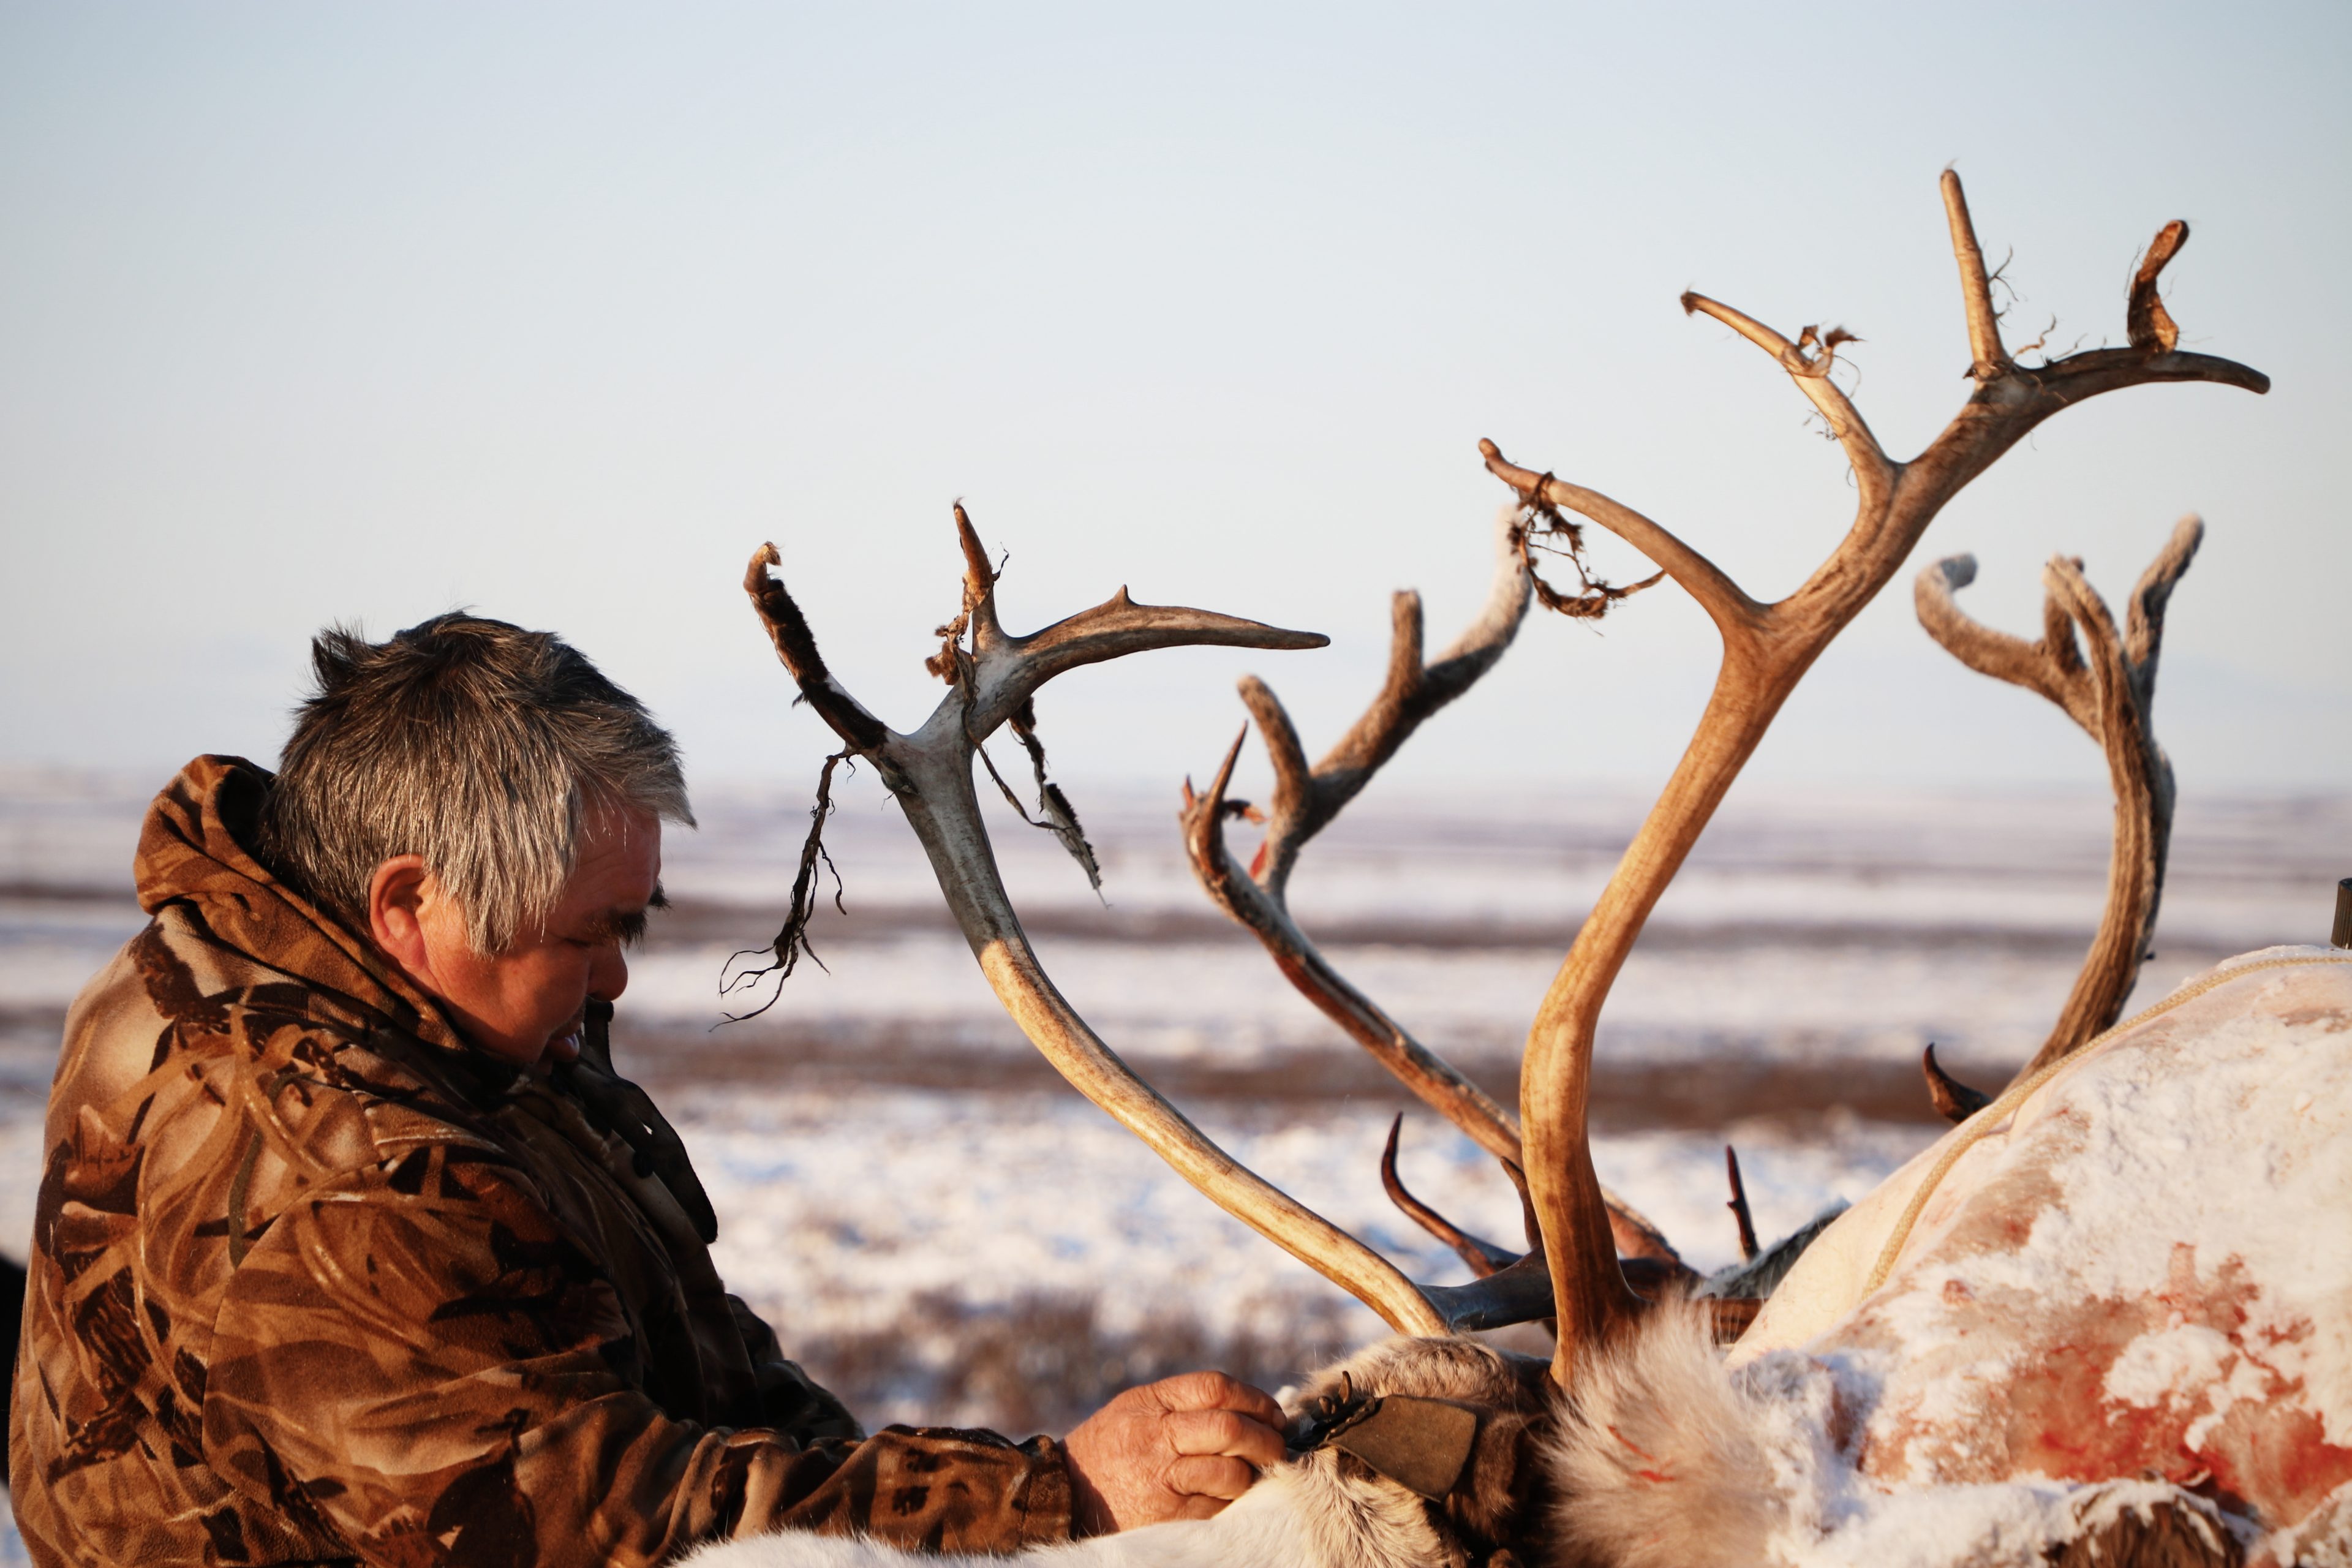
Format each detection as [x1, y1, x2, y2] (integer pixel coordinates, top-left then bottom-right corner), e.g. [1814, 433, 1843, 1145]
[677, 1082, 1924, 1428]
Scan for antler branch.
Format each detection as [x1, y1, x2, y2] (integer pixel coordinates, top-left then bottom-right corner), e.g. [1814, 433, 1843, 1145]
[744, 546, 892, 753]
[1915, 517, 2200, 1080]
[1177, 508, 1684, 1268]
[1177, 508, 1535, 1170]
[1258, 505, 1537, 899]
[1493, 175, 2261, 1379]
[745, 520, 1458, 1337]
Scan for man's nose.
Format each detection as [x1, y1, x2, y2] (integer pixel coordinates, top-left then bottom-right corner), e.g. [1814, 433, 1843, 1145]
[589, 943, 630, 1003]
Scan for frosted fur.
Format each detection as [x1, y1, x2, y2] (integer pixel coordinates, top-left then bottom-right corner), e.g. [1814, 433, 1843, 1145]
[1547, 1303, 1784, 1567]
[1544, 1308, 2271, 1567]
[1736, 946, 2352, 1369]
[1785, 951, 2352, 1513]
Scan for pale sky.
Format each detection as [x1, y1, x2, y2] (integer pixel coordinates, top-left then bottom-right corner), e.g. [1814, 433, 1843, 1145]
[4, 2, 2346, 817]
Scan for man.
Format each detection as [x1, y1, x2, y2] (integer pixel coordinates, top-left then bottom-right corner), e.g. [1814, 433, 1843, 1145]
[10, 614, 1284, 1566]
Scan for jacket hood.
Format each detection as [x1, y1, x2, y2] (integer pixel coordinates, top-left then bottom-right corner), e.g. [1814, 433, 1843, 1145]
[135, 755, 469, 1054]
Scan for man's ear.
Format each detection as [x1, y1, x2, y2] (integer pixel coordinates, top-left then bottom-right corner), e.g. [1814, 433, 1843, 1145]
[368, 855, 434, 975]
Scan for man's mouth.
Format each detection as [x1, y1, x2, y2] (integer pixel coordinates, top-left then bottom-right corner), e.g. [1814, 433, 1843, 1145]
[546, 1015, 586, 1066]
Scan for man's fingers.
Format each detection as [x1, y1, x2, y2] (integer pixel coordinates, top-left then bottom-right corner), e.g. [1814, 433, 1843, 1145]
[1147, 1371, 1286, 1430]
[1163, 1493, 1229, 1523]
[1165, 1453, 1257, 1502]
[1165, 1407, 1286, 1469]
[1227, 1384, 1285, 1429]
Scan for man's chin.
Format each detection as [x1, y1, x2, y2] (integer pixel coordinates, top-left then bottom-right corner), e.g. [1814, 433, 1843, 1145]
[545, 1024, 584, 1066]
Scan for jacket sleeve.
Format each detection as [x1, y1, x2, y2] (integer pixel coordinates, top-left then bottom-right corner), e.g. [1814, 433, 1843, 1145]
[200, 1148, 1072, 1566]
[725, 1294, 867, 1447]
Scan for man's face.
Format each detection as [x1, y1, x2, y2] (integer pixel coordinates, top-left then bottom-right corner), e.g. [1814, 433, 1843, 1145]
[377, 805, 664, 1068]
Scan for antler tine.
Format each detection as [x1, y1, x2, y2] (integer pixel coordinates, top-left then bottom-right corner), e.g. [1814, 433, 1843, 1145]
[1479, 441, 1762, 641]
[2126, 221, 2190, 354]
[743, 544, 893, 754]
[1676, 292, 1899, 511]
[949, 502, 1007, 655]
[745, 529, 1452, 1338]
[1913, 553, 2094, 727]
[1922, 1042, 1993, 1125]
[1319, 510, 1525, 778]
[1941, 168, 2013, 381]
[1184, 723, 1257, 906]
[1382, 1112, 1711, 1336]
[1915, 527, 2195, 1082]
[1259, 503, 1535, 899]
[1283, 586, 1426, 862]
[960, 575, 1327, 744]
[2122, 515, 2203, 692]
[1381, 1116, 1520, 1279]
[1235, 674, 1316, 900]
[1915, 188, 2267, 473]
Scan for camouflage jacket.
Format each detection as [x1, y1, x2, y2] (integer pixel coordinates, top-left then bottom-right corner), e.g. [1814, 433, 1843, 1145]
[10, 757, 1072, 1566]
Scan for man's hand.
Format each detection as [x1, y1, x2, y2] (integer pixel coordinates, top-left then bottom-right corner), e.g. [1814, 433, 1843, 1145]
[1062, 1371, 1287, 1535]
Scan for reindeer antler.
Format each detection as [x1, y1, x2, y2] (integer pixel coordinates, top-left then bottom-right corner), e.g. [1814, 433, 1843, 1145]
[1177, 505, 1683, 1268]
[1916, 517, 2201, 1081]
[747, 508, 1586, 1337]
[1485, 172, 2265, 1378]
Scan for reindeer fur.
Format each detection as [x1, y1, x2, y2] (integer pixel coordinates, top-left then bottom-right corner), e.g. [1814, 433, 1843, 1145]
[1547, 1305, 1790, 1568]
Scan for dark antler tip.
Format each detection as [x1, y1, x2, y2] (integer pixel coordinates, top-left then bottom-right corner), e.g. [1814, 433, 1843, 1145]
[1922, 1042, 1994, 1124]
[1678, 290, 1702, 314]
[744, 543, 786, 595]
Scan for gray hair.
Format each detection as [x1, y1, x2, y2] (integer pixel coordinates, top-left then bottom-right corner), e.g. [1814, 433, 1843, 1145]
[257, 612, 693, 954]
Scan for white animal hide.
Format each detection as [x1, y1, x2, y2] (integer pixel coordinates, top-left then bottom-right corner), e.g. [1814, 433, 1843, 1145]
[1713, 946, 2352, 1560]
[1550, 1302, 2259, 1567]
[674, 1471, 1393, 1568]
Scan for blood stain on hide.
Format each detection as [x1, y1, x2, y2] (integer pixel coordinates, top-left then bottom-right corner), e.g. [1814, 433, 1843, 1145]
[1997, 1254, 2352, 1526]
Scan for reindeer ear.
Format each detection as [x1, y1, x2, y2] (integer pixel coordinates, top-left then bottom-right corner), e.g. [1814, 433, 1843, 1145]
[1325, 1396, 1479, 1501]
